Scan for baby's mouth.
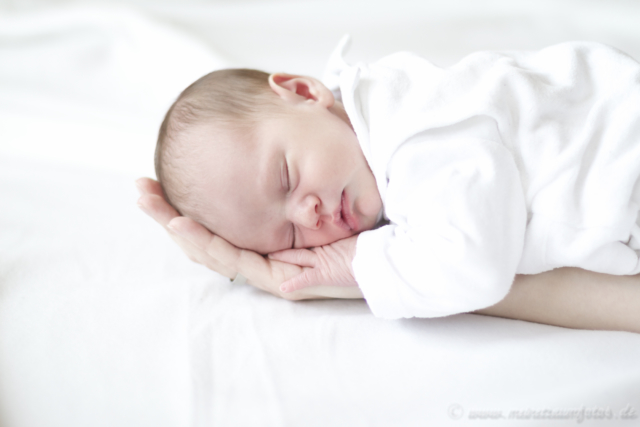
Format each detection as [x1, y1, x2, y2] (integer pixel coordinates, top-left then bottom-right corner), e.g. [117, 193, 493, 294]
[332, 190, 351, 232]
[339, 190, 360, 232]
[334, 190, 358, 232]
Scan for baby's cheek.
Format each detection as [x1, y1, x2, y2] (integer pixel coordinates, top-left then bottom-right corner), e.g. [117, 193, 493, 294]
[360, 195, 381, 217]
[357, 189, 383, 222]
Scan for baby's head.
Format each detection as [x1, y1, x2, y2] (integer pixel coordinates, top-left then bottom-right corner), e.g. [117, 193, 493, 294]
[155, 69, 382, 254]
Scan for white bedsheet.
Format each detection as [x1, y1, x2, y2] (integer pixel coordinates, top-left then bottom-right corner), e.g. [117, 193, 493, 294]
[1, 1, 640, 426]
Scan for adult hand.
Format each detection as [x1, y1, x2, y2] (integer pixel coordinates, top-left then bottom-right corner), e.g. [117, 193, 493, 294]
[135, 177, 363, 300]
[268, 235, 359, 293]
[136, 177, 236, 278]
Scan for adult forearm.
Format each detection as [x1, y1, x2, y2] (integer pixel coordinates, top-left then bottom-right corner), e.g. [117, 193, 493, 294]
[472, 267, 640, 333]
[304, 285, 365, 300]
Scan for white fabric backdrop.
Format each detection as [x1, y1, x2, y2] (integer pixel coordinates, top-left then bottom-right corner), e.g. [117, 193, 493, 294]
[1, 1, 640, 426]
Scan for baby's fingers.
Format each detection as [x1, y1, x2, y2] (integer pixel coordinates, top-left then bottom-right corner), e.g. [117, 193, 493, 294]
[268, 248, 316, 268]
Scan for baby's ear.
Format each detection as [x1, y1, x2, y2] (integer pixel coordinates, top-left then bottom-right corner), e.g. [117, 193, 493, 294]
[268, 73, 334, 108]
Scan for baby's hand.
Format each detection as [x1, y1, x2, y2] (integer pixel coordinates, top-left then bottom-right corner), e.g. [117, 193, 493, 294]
[268, 236, 359, 293]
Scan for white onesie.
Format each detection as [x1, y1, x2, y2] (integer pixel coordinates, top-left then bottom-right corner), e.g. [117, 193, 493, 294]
[323, 36, 640, 319]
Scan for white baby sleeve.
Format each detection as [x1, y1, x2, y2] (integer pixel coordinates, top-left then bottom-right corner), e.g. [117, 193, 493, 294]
[353, 138, 527, 319]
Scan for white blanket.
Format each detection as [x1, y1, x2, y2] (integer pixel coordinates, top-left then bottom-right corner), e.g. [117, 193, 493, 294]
[1, 2, 640, 426]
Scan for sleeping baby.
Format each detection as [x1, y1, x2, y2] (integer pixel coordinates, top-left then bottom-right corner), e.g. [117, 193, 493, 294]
[137, 36, 640, 327]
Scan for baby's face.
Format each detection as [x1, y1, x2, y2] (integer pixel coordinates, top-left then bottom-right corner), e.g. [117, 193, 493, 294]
[189, 100, 382, 254]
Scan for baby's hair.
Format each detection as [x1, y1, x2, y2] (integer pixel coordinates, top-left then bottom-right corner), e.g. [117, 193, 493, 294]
[155, 68, 277, 217]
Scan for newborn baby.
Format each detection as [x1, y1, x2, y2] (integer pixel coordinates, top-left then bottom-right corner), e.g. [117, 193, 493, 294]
[148, 37, 640, 321]
[155, 68, 384, 255]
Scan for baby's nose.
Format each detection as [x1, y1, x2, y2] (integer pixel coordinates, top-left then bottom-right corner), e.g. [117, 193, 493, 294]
[294, 195, 321, 229]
